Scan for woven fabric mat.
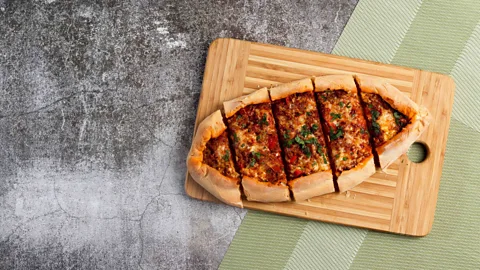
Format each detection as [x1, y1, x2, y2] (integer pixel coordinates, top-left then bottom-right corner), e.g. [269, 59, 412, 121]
[220, 0, 480, 269]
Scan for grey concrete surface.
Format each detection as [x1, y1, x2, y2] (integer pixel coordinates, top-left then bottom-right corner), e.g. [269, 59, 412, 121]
[0, 0, 357, 269]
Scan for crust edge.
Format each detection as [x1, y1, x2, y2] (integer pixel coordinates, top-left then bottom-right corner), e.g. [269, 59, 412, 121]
[314, 75, 357, 93]
[377, 107, 431, 169]
[223, 88, 270, 118]
[186, 110, 243, 207]
[354, 74, 432, 169]
[242, 176, 291, 202]
[289, 170, 335, 201]
[337, 156, 375, 193]
[269, 78, 314, 101]
[354, 74, 419, 119]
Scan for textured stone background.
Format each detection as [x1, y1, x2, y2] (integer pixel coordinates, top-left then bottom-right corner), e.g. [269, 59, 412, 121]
[0, 0, 357, 269]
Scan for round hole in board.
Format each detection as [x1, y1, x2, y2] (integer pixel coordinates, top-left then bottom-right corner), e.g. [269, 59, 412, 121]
[407, 142, 429, 163]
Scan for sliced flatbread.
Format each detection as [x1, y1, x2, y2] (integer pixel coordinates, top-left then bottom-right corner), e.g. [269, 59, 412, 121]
[314, 75, 376, 192]
[269, 78, 335, 201]
[354, 74, 431, 169]
[224, 88, 290, 202]
[186, 110, 243, 207]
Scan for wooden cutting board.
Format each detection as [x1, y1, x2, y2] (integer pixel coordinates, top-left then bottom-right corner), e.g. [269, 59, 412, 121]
[184, 38, 455, 236]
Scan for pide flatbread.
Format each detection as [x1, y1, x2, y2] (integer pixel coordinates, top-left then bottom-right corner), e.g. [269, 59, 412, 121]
[354, 74, 431, 169]
[186, 110, 243, 207]
[314, 75, 375, 192]
[186, 74, 431, 206]
[270, 78, 335, 201]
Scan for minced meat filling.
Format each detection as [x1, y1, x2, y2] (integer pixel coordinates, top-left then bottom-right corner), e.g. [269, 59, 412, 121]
[272, 92, 330, 179]
[316, 90, 372, 175]
[203, 132, 239, 179]
[361, 93, 409, 147]
[227, 103, 287, 184]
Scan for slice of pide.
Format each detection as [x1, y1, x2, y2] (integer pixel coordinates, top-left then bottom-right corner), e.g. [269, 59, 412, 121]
[186, 110, 243, 207]
[314, 75, 375, 192]
[224, 88, 290, 202]
[354, 74, 431, 169]
[270, 78, 335, 201]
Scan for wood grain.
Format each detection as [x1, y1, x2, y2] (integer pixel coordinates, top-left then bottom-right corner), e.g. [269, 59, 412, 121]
[184, 38, 455, 236]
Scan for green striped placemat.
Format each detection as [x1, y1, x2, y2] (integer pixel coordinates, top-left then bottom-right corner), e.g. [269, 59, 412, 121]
[221, 0, 480, 269]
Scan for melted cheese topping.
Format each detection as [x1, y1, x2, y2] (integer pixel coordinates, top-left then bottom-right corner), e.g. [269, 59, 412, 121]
[361, 93, 409, 147]
[272, 92, 330, 179]
[377, 110, 397, 142]
[317, 90, 372, 175]
[203, 132, 239, 179]
[227, 103, 287, 184]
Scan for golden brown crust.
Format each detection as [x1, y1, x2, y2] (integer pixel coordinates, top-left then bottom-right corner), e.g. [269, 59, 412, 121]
[223, 88, 270, 118]
[186, 110, 243, 207]
[269, 78, 314, 101]
[289, 170, 335, 201]
[337, 156, 375, 192]
[187, 159, 243, 207]
[354, 74, 432, 169]
[242, 176, 291, 202]
[188, 110, 226, 159]
[354, 75, 419, 119]
[377, 107, 431, 169]
[314, 75, 357, 94]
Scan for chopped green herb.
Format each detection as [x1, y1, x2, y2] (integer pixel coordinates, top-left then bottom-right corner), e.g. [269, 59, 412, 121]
[236, 114, 243, 120]
[306, 111, 312, 116]
[322, 153, 328, 164]
[321, 94, 327, 101]
[330, 112, 342, 120]
[335, 154, 340, 159]
[346, 102, 351, 109]
[371, 110, 380, 121]
[339, 101, 344, 107]
[304, 137, 318, 145]
[294, 136, 305, 145]
[342, 156, 348, 161]
[329, 127, 344, 140]
[259, 113, 269, 126]
[313, 160, 318, 166]
[393, 111, 402, 119]
[300, 125, 311, 137]
[393, 111, 403, 126]
[248, 151, 261, 167]
[283, 133, 290, 140]
[360, 128, 367, 135]
[312, 123, 319, 131]
[285, 139, 294, 147]
[241, 143, 245, 148]
[241, 123, 247, 128]
[302, 147, 312, 158]
[222, 150, 230, 161]
[312, 140, 323, 158]
[256, 134, 261, 141]
[372, 121, 381, 135]
[367, 103, 373, 109]
[233, 133, 239, 143]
